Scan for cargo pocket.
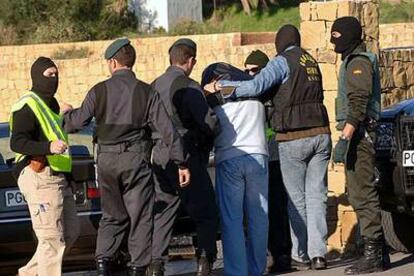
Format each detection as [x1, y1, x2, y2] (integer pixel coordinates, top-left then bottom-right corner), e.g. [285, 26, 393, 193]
[30, 201, 64, 237]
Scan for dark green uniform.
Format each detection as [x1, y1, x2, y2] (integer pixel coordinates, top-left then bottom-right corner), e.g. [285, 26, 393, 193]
[336, 43, 382, 240]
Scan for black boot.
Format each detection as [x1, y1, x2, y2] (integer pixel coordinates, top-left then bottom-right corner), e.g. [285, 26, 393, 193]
[127, 265, 147, 276]
[147, 261, 165, 276]
[96, 258, 112, 276]
[197, 255, 214, 276]
[344, 238, 389, 275]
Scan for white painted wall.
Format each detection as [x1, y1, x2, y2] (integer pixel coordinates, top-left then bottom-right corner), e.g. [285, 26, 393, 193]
[137, 0, 202, 32]
[167, 0, 203, 30]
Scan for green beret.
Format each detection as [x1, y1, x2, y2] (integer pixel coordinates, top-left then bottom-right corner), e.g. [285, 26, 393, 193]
[244, 50, 269, 68]
[168, 38, 197, 54]
[104, 38, 131, 60]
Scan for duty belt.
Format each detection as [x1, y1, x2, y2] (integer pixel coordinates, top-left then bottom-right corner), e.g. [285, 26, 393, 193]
[98, 141, 149, 153]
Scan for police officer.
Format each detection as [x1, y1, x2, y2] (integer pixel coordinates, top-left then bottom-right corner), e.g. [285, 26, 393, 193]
[10, 57, 80, 276]
[330, 17, 389, 275]
[148, 38, 218, 276]
[62, 38, 190, 276]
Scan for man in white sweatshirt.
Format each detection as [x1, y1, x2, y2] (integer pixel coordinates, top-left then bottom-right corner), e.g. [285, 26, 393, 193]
[202, 63, 269, 276]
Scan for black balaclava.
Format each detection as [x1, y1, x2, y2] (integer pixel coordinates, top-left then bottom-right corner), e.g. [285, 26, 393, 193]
[330, 16, 362, 60]
[275, 24, 301, 54]
[31, 57, 59, 99]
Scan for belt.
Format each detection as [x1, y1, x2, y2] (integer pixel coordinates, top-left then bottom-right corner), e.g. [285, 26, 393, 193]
[98, 141, 149, 153]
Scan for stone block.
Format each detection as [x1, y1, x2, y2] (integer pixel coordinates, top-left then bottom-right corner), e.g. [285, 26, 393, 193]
[326, 21, 335, 51]
[389, 88, 407, 105]
[380, 67, 394, 89]
[393, 61, 408, 87]
[407, 86, 414, 99]
[317, 50, 337, 64]
[301, 21, 327, 50]
[328, 222, 342, 248]
[316, 2, 338, 21]
[319, 63, 338, 91]
[324, 91, 336, 124]
[341, 211, 358, 245]
[337, 1, 351, 17]
[406, 62, 414, 86]
[363, 2, 379, 39]
[328, 169, 346, 195]
[300, 2, 311, 21]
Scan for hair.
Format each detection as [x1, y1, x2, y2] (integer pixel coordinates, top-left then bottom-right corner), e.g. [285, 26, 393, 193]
[113, 44, 136, 67]
[169, 44, 196, 65]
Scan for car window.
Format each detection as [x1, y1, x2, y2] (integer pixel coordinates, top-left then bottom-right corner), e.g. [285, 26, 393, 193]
[0, 124, 13, 163]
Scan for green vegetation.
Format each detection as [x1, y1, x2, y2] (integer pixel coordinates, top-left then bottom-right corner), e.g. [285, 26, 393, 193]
[0, 0, 412, 46]
[51, 47, 91, 60]
[379, 0, 414, 24]
[0, 0, 137, 46]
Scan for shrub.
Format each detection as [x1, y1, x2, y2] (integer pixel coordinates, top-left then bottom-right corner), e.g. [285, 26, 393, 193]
[51, 46, 90, 60]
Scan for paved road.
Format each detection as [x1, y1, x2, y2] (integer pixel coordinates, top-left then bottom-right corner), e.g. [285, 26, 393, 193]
[64, 253, 414, 276]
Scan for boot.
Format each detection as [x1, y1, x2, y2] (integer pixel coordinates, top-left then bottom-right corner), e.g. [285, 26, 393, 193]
[147, 261, 165, 276]
[127, 265, 147, 276]
[96, 258, 112, 276]
[344, 237, 389, 275]
[197, 255, 214, 276]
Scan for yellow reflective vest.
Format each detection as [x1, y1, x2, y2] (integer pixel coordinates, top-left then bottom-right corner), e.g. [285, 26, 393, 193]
[10, 92, 72, 172]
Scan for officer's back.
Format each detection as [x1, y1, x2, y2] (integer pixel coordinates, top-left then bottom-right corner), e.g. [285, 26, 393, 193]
[63, 38, 189, 275]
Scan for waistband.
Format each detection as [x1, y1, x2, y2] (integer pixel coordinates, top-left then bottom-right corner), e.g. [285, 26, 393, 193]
[98, 140, 150, 153]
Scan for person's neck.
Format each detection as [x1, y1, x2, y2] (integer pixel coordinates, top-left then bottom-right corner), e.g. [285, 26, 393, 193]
[112, 66, 130, 73]
[172, 64, 189, 76]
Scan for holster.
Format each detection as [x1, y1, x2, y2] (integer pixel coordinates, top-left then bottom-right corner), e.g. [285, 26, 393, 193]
[29, 156, 47, 173]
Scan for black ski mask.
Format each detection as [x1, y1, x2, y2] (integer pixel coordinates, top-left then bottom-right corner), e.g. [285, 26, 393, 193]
[31, 57, 59, 99]
[275, 24, 301, 54]
[330, 17, 362, 60]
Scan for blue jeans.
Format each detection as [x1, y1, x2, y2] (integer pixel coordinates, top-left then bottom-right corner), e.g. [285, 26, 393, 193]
[278, 134, 332, 261]
[216, 154, 268, 276]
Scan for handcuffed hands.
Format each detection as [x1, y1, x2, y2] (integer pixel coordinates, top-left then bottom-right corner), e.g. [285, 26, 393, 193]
[332, 138, 350, 164]
[178, 168, 191, 187]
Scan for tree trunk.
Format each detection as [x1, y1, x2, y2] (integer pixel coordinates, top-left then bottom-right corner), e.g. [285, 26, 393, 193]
[240, 0, 251, 15]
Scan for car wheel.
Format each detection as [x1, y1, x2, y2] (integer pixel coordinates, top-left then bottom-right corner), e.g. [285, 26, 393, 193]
[382, 210, 414, 252]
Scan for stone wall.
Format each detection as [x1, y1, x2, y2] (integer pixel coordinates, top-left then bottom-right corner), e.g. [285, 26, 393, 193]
[380, 47, 414, 107]
[0, 33, 275, 121]
[380, 23, 414, 49]
[300, 0, 380, 255]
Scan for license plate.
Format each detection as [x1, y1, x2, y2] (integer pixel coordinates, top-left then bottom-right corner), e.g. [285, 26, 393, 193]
[403, 151, 414, 167]
[5, 190, 27, 207]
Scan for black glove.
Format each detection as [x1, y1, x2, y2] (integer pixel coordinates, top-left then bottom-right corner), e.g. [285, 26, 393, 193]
[333, 138, 350, 164]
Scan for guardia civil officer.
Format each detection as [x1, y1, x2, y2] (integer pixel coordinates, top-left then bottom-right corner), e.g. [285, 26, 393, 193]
[330, 17, 390, 275]
[205, 25, 331, 271]
[149, 38, 218, 276]
[10, 57, 80, 276]
[62, 39, 190, 276]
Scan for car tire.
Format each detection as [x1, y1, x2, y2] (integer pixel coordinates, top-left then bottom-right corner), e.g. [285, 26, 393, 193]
[382, 210, 414, 252]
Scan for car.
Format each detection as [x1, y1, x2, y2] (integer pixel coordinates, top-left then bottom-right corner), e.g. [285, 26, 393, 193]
[375, 99, 414, 252]
[0, 121, 203, 273]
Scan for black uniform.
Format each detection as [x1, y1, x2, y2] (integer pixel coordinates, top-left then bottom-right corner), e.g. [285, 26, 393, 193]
[64, 69, 187, 267]
[151, 66, 218, 262]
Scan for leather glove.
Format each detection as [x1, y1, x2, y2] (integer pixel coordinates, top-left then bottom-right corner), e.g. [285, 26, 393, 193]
[333, 138, 350, 164]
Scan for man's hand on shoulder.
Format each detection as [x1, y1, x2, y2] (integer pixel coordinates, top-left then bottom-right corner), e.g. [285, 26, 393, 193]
[203, 81, 221, 95]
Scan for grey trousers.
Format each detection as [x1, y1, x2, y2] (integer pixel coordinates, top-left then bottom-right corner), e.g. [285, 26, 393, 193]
[95, 149, 153, 267]
[151, 142, 218, 262]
